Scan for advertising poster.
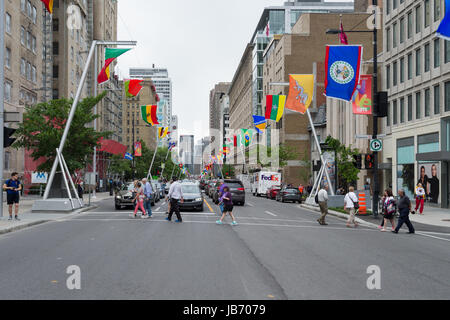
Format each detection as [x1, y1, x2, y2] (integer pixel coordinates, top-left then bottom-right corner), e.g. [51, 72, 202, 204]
[352, 75, 372, 115]
[321, 151, 336, 190]
[134, 141, 142, 157]
[417, 163, 440, 204]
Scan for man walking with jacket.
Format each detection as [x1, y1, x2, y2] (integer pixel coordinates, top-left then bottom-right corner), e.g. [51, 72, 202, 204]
[392, 189, 415, 234]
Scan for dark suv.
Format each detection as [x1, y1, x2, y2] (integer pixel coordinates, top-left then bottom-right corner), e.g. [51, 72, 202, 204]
[212, 179, 245, 206]
[276, 186, 302, 203]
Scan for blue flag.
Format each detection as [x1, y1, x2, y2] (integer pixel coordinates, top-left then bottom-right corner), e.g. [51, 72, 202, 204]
[325, 45, 363, 101]
[253, 115, 267, 134]
[124, 152, 133, 160]
[437, 0, 450, 40]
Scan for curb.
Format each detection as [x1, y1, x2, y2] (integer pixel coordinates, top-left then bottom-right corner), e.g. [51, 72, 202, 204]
[300, 204, 379, 228]
[0, 204, 99, 236]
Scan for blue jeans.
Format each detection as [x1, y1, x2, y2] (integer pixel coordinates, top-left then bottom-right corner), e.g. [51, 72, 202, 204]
[144, 197, 152, 216]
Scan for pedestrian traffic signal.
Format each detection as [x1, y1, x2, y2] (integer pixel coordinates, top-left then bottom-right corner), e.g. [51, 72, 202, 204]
[3, 127, 17, 148]
[353, 154, 362, 169]
[365, 154, 374, 169]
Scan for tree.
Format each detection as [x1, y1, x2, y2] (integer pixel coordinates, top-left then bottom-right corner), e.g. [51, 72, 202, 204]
[221, 164, 235, 178]
[324, 136, 361, 190]
[13, 93, 110, 172]
[298, 149, 311, 183]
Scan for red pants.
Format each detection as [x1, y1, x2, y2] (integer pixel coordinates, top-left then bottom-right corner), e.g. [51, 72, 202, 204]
[415, 198, 424, 214]
[134, 199, 146, 215]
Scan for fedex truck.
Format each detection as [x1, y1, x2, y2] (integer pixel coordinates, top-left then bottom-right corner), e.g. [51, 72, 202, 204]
[250, 172, 282, 197]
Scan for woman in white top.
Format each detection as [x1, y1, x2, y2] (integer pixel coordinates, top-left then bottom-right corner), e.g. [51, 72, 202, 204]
[380, 188, 396, 232]
[414, 183, 426, 215]
[344, 186, 359, 228]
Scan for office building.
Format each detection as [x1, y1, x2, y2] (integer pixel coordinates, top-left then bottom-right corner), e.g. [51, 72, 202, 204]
[179, 135, 195, 173]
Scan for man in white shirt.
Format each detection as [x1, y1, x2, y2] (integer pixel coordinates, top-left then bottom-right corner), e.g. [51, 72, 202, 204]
[317, 185, 329, 225]
[166, 177, 184, 223]
[344, 186, 359, 228]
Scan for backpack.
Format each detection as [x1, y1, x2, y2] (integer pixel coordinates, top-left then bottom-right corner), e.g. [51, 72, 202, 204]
[315, 193, 319, 204]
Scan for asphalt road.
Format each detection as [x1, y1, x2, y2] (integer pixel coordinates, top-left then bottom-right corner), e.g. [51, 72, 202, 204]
[0, 192, 449, 300]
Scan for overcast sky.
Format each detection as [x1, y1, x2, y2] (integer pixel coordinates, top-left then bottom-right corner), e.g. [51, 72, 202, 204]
[116, 0, 352, 142]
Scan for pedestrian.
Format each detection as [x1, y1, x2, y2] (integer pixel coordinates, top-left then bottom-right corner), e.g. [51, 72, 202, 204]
[3, 172, 22, 221]
[218, 181, 228, 214]
[380, 188, 396, 232]
[131, 182, 148, 219]
[166, 177, 184, 223]
[306, 183, 313, 195]
[142, 178, 153, 218]
[413, 183, 426, 215]
[317, 185, 329, 225]
[344, 186, 359, 228]
[77, 181, 84, 199]
[298, 184, 304, 196]
[392, 189, 415, 234]
[216, 186, 237, 225]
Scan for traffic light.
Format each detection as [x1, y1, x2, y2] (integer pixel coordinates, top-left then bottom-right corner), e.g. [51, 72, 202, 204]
[364, 154, 374, 170]
[353, 154, 362, 169]
[3, 127, 17, 148]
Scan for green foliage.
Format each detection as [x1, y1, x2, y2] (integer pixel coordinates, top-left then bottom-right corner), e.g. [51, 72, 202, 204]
[324, 136, 360, 189]
[13, 93, 109, 172]
[221, 164, 235, 178]
[298, 150, 311, 183]
[255, 143, 298, 168]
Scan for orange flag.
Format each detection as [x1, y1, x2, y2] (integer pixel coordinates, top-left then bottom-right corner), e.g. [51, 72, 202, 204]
[285, 75, 314, 114]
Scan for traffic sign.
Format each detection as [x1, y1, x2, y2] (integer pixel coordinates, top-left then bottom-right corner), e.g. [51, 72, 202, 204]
[370, 139, 383, 152]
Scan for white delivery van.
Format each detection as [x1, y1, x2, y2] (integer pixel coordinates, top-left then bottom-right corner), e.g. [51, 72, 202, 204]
[250, 172, 282, 197]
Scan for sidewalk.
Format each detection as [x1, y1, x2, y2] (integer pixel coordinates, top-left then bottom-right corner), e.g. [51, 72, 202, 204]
[0, 192, 112, 235]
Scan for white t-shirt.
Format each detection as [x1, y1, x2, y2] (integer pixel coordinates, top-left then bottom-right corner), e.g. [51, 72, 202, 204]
[344, 192, 358, 208]
[318, 189, 328, 202]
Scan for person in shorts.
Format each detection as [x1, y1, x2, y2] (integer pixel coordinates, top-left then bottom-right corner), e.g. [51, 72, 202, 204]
[216, 186, 237, 226]
[3, 172, 22, 221]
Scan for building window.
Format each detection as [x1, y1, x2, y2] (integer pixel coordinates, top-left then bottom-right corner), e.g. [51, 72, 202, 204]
[400, 98, 405, 123]
[6, 13, 11, 34]
[386, 65, 391, 89]
[397, 137, 415, 199]
[53, 65, 58, 78]
[20, 27, 25, 45]
[387, 0, 391, 14]
[407, 53, 412, 80]
[416, 92, 422, 119]
[435, 0, 442, 22]
[400, 17, 405, 44]
[407, 11, 413, 39]
[4, 81, 12, 102]
[53, 42, 59, 55]
[32, 66, 36, 83]
[393, 100, 398, 125]
[5, 48, 11, 69]
[416, 48, 421, 76]
[425, 0, 431, 28]
[416, 5, 422, 34]
[32, 36, 36, 53]
[445, 81, 450, 112]
[53, 19, 59, 32]
[434, 38, 440, 68]
[425, 43, 430, 72]
[393, 0, 397, 10]
[21, 0, 26, 12]
[387, 102, 391, 126]
[400, 57, 405, 83]
[446, 40, 450, 63]
[393, 22, 397, 48]
[52, 89, 59, 100]
[386, 27, 391, 52]
[20, 58, 26, 76]
[408, 95, 413, 121]
[393, 61, 398, 85]
[425, 88, 431, 117]
[434, 85, 441, 115]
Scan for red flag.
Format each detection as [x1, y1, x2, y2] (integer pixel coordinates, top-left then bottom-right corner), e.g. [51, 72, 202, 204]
[339, 21, 348, 45]
[265, 21, 270, 37]
[233, 135, 237, 147]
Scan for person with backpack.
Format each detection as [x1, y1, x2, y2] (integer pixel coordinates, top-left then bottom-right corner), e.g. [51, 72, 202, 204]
[380, 188, 396, 232]
[316, 185, 329, 225]
[344, 186, 359, 228]
[3, 172, 22, 221]
[216, 186, 237, 226]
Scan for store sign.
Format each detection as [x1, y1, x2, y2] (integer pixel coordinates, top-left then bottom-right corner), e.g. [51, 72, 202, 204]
[32, 172, 48, 184]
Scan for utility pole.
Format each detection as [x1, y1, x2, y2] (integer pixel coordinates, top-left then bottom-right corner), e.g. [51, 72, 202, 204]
[0, 0, 5, 218]
[132, 111, 135, 180]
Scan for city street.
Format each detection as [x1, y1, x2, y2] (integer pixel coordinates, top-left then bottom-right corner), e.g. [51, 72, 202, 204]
[0, 193, 449, 300]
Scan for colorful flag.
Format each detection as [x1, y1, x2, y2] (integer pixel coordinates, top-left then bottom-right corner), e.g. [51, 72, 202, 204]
[265, 21, 270, 37]
[241, 129, 252, 147]
[158, 127, 169, 139]
[97, 48, 131, 84]
[168, 142, 176, 151]
[437, 0, 450, 40]
[253, 115, 267, 134]
[325, 45, 363, 101]
[339, 21, 348, 45]
[286, 75, 314, 114]
[352, 75, 372, 115]
[234, 135, 238, 148]
[125, 79, 143, 98]
[41, 0, 53, 14]
[265, 95, 285, 122]
[134, 141, 142, 157]
[141, 105, 159, 126]
[223, 145, 230, 154]
[124, 152, 133, 161]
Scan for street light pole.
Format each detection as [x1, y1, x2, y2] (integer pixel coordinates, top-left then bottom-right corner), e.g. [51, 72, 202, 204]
[0, 0, 5, 218]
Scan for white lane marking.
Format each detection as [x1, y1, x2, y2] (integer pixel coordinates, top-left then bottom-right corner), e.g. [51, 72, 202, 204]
[417, 231, 450, 236]
[416, 232, 450, 243]
[247, 202, 254, 207]
[265, 211, 278, 217]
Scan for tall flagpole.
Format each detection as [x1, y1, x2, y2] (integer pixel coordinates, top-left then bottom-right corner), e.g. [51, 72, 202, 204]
[159, 148, 171, 180]
[146, 132, 159, 180]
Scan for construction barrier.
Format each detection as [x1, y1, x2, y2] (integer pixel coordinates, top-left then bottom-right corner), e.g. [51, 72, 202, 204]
[358, 192, 368, 215]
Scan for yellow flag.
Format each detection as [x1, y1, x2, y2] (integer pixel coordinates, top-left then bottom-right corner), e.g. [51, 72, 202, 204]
[286, 75, 314, 114]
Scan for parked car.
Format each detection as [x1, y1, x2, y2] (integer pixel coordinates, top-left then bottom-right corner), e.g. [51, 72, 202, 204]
[266, 185, 281, 199]
[178, 182, 204, 212]
[151, 181, 160, 202]
[199, 180, 207, 190]
[115, 182, 155, 210]
[276, 186, 302, 203]
[207, 181, 217, 198]
[212, 179, 245, 206]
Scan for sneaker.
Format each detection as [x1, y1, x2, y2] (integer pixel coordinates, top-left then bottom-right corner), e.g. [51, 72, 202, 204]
[165, 217, 170, 221]
[128, 214, 135, 218]
[380, 228, 387, 232]
[408, 231, 415, 234]
[391, 230, 398, 234]
[14, 216, 20, 221]
[8, 216, 12, 221]
[377, 225, 383, 229]
[391, 227, 395, 231]
[175, 219, 182, 223]
[231, 221, 238, 226]
[216, 220, 223, 225]
[141, 214, 149, 219]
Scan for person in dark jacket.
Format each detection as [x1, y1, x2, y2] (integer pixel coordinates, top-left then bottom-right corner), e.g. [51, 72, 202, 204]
[392, 189, 415, 234]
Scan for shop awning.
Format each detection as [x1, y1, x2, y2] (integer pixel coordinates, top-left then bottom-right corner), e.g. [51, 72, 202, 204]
[416, 151, 450, 162]
[98, 139, 127, 156]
